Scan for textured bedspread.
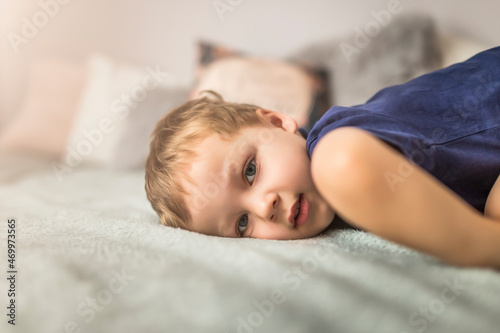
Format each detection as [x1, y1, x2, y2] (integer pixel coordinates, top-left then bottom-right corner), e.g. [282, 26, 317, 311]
[1, 154, 499, 333]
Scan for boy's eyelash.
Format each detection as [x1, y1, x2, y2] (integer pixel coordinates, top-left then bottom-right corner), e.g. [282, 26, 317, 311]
[242, 156, 258, 184]
[237, 154, 257, 237]
[236, 213, 249, 237]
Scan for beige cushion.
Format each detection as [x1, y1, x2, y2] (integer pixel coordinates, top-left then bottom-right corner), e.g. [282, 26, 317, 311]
[191, 41, 331, 130]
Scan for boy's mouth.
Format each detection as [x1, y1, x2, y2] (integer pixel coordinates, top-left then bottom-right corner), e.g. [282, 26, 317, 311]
[289, 194, 309, 227]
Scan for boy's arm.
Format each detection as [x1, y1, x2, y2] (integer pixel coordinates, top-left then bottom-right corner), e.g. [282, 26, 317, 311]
[485, 174, 500, 220]
[311, 127, 500, 268]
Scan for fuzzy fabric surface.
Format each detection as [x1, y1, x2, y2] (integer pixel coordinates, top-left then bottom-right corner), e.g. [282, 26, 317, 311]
[1, 154, 499, 333]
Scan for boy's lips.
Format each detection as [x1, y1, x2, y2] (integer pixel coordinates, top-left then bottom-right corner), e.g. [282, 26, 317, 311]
[288, 194, 309, 227]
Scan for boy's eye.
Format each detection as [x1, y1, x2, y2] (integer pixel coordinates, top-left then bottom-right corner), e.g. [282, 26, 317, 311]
[237, 214, 249, 236]
[244, 159, 257, 184]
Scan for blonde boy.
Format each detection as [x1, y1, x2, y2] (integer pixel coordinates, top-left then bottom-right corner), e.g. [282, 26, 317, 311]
[146, 48, 500, 268]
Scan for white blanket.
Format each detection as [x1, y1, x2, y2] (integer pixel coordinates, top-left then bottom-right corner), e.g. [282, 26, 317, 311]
[1, 154, 499, 333]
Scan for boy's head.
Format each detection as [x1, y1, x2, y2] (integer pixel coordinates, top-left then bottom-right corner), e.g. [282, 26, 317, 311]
[145, 91, 334, 240]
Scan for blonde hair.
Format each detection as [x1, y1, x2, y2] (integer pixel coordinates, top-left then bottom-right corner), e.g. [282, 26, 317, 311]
[145, 91, 264, 229]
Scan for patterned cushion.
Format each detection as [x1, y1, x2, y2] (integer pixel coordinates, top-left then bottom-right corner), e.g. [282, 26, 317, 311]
[190, 41, 330, 130]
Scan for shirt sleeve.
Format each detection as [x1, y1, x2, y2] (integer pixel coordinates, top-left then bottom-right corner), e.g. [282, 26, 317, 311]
[306, 107, 435, 171]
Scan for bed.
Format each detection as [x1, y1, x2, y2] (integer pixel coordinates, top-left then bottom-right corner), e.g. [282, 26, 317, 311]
[1, 12, 499, 333]
[1, 153, 499, 333]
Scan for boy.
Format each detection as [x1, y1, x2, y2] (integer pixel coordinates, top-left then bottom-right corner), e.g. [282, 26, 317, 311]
[145, 47, 500, 268]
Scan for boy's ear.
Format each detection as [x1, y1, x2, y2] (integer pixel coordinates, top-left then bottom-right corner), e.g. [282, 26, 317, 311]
[255, 109, 298, 133]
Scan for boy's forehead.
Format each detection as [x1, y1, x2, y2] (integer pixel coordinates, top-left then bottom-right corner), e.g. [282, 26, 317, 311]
[180, 135, 237, 231]
[182, 126, 274, 203]
[181, 135, 232, 188]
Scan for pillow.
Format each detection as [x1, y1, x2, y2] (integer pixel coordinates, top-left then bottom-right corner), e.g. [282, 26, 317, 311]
[61, 55, 189, 171]
[438, 33, 491, 68]
[0, 60, 86, 157]
[113, 86, 190, 169]
[190, 41, 330, 130]
[289, 14, 442, 107]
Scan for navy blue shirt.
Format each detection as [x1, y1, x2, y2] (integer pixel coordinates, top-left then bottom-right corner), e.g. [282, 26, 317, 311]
[306, 46, 500, 213]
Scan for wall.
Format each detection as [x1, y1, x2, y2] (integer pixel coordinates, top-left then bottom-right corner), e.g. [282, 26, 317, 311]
[1, 0, 499, 124]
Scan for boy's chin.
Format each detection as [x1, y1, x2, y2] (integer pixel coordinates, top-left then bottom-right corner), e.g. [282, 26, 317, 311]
[316, 223, 336, 236]
[296, 222, 335, 239]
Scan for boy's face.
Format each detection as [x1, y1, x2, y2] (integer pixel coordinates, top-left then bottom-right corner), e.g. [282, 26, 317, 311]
[181, 109, 335, 240]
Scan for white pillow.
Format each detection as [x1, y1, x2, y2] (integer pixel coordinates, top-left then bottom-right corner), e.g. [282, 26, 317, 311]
[61, 55, 183, 172]
[438, 33, 491, 68]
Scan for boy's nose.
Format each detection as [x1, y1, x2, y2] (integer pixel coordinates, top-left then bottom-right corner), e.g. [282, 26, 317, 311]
[252, 192, 279, 222]
[268, 196, 279, 222]
[248, 193, 280, 222]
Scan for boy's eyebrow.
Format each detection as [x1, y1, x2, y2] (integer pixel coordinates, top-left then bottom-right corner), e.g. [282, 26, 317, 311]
[223, 140, 245, 177]
[219, 148, 241, 238]
[220, 223, 226, 237]
[219, 136, 257, 238]
[220, 214, 237, 238]
[219, 138, 255, 238]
